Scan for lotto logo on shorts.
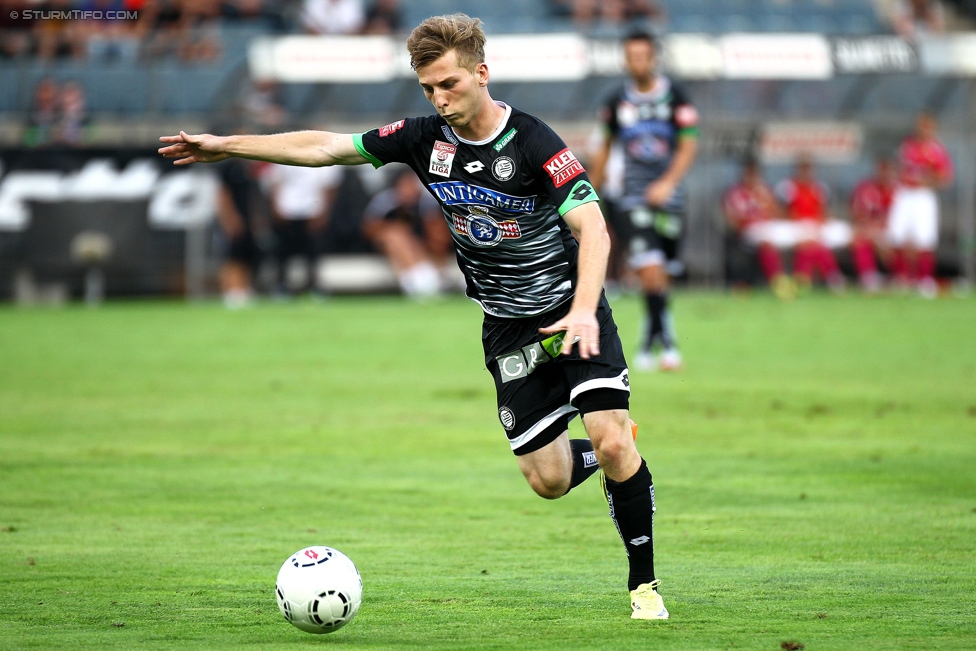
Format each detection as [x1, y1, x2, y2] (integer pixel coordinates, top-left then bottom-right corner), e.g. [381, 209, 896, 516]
[544, 148, 584, 188]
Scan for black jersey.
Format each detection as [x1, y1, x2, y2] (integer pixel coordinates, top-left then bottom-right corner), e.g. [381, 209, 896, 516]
[353, 104, 600, 319]
[599, 76, 699, 213]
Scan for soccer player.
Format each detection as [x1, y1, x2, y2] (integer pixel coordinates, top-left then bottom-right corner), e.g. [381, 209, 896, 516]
[776, 156, 845, 292]
[159, 14, 668, 620]
[589, 30, 698, 372]
[887, 112, 953, 298]
[722, 157, 794, 299]
[849, 157, 896, 293]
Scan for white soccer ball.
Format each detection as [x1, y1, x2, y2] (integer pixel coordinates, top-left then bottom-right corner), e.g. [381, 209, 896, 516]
[275, 546, 362, 634]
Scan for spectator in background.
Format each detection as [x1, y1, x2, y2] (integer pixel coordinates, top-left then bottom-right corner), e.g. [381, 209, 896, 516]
[887, 112, 953, 298]
[849, 156, 896, 293]
[362, 0, 401, 35]
[235, 79, 287, 130]
[82, 0, 145, 62]
[53, 81, 92, 145]
[723, 156, 794, 299]
[23, 77, 60, 147]
[893, 0, 945, 38]
[302, 0, 364, 35]
[776, 156, 845, 292]
[216, 158, 262, 308]
[0, 0, 33, 58]
[361, 167, 454, 300]
[265, 163, 343, 296]
[549, 0, 665, 26]
[33, 0, 85, 59]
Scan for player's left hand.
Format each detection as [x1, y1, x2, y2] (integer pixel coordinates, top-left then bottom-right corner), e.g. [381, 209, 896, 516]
[645, 178, 676, 207]
[539, 309, 600, 359]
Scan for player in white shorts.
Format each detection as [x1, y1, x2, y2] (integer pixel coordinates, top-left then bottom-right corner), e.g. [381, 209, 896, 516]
[886, 113, 953, 297]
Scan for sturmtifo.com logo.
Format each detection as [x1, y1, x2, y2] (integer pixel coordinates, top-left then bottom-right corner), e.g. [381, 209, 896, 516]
[10, 9, 139, 20]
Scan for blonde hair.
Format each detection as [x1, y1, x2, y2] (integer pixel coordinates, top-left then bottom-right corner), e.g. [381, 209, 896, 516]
[406, 14, 486, 71]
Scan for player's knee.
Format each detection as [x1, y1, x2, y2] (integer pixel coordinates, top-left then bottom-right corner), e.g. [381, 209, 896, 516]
[593, 434, 628, 467]
[525, 470, 569, 500]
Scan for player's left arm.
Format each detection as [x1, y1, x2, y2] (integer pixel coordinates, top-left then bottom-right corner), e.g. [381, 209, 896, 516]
[646, 134, 697, 207]
[538, 201, 609, 360]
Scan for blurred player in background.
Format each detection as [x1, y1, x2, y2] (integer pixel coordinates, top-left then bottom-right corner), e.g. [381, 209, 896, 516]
[776, 156, 845, 292]
[160, 14, 668, 620]
[887, 112, 953, 298]
[266, 163, 342, 296]
[849, 156, 896, 293]
[722, 156, 793, 299]
[590, 30, 698, 372]
[362, 167, 455, 299]
[216, 158, 262, 308]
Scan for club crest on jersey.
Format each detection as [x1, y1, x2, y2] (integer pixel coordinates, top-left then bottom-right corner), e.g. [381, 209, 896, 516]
[492, 156, 515, 182]
[429, 141, 456, 178]
[544, 148, 584, 188]
[452, 210, 521, 247]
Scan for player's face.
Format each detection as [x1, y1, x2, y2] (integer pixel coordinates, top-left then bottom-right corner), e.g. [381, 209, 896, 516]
[417, 50, 486, 128]
[623, 40, 655, 84]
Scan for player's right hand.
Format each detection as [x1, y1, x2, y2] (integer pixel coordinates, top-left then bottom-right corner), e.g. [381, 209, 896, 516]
[158, 131, 230, 165]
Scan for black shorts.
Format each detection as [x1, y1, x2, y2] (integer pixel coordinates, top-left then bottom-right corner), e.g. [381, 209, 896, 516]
[226, 231, 258, 266]
[482, 294, 631, 456]
[619, 206, 684, 268]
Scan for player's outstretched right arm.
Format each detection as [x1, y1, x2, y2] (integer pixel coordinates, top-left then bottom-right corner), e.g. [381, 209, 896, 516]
[158, 130, 368, 167]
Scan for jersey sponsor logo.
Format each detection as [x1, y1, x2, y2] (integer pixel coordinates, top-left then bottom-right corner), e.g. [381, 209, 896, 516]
[492, 156, 515, 182]
[452, 211, 522, 246]
[463, 160, 485, 174]
[493, 127, 517, 152]
[428, 181, 536, 214]
[441, 125, 460, 145]
[675, 104, 699, 128]
[495, 340, 553, 384]
[544, 148, 585, 188]
[429, 141, 457, 178]
[498, 407, 515, 431]
[379, 120, 404, 137]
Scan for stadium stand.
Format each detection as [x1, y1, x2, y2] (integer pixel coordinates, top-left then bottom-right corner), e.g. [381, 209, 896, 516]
[1, 0, 973, 300]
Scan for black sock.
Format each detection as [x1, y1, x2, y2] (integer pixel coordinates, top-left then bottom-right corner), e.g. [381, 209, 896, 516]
[566, 438, 600, 494]
[603, 459, 656, 591]
[644, 292, 665, 351]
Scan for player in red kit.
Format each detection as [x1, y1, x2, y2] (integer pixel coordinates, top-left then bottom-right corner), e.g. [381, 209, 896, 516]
[849, 157, 896, 292]
[887, 112, 953, 298]
[776, 156, 845, 292]
[722, 157, 794, 299]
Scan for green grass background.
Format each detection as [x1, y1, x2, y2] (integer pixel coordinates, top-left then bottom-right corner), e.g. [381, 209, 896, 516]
[1, 292, 974, 650]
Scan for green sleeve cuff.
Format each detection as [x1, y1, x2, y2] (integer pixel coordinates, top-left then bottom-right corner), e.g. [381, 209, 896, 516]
[557, 180, 600, 217]
[678, 127, 699, 140]
[352, 133, 384, 169]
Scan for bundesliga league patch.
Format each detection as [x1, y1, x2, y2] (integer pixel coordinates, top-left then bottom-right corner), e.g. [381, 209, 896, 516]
[429, 141, 456, 178]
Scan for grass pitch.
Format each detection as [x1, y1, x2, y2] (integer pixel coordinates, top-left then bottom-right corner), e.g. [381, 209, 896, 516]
[1, 291, 974, 650]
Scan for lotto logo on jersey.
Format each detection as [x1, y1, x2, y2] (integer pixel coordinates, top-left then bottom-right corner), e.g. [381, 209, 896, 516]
[429, 141, 457, 178]
[544, 148, 585, 188]
[379, 120, 404, 137]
